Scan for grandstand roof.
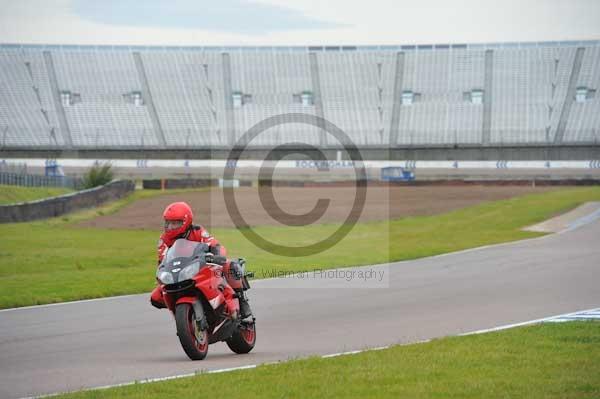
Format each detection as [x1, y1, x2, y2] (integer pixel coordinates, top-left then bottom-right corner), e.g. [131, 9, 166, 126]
[2, 40, 600, 52]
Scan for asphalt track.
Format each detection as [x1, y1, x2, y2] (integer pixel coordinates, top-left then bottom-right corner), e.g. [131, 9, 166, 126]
[1, 220, 600, 398]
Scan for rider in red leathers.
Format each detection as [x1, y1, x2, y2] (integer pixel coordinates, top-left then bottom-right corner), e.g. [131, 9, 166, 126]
[150, 201, 252, 318]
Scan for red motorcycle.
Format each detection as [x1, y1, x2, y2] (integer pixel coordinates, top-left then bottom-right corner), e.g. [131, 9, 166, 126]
[155, 239, 256, 360]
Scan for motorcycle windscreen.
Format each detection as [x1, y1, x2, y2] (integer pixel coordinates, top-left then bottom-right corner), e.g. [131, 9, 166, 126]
[165, 239, 207, 263]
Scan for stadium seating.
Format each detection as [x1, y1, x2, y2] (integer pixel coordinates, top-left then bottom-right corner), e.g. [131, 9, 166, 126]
[491, 46, 576, 144]
[52, 49, 157, 147]
[0, 41, 598, 148]
[141, 51, 225, 146]
[229, 51, 320, 146]
[0, 49, 63, 147]
[564, 45, 600, 143]
[397, 49, 485, 145]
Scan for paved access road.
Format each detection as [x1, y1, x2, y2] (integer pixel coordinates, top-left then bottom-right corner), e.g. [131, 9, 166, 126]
[1, 220, 599, 399]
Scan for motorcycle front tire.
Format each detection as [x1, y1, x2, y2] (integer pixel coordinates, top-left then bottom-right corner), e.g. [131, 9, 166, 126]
[175, 303, 209, 360]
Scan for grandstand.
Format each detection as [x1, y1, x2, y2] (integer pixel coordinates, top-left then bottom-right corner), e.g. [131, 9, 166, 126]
[0, 41, 599, 159]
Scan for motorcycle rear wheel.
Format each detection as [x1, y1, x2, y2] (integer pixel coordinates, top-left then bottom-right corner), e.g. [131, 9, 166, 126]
[226, 319, 256, 354]
[175, 303, 209, 360]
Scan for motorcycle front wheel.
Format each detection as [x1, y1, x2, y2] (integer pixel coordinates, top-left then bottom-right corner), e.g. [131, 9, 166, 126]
[175, 303, 209, 360]
[226, 319, 256, 354]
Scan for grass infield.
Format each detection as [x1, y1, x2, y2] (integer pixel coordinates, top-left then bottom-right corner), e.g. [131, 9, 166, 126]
[0, 184, 73, 205]
[53, 321, 600, 399]
[1, 187, 599, 308]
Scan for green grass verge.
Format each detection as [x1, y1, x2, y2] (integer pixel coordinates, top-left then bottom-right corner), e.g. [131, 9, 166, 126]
[1, 187, 600, 309]
[0, 184, 73, 205]
[54, 321, 600, 399]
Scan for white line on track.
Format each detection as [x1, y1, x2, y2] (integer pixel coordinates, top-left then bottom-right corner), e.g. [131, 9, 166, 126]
[21, 307, 599, 399]
[459, 307, 600, 335]
[21, 365, 260, 399]
[0, 293, 144, 313]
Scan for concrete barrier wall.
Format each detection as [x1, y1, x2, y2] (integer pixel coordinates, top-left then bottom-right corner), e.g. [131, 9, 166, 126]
[257, 179, 600, 187]
[143, 177, 600, 189]
[0, 180, 135, 223]
[142, 178, 216, 190]
[142, 178, 256, 189]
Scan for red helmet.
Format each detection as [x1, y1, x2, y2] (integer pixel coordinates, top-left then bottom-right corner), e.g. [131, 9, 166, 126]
[162, 201, 193, 241]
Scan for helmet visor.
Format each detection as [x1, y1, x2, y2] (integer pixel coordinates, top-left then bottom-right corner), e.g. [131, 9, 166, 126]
[164, 219, 184, 231]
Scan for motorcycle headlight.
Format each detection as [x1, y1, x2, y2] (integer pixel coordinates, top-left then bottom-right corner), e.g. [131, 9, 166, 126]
[178, 261, 201, 281]
[156, 270, 174, 284]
